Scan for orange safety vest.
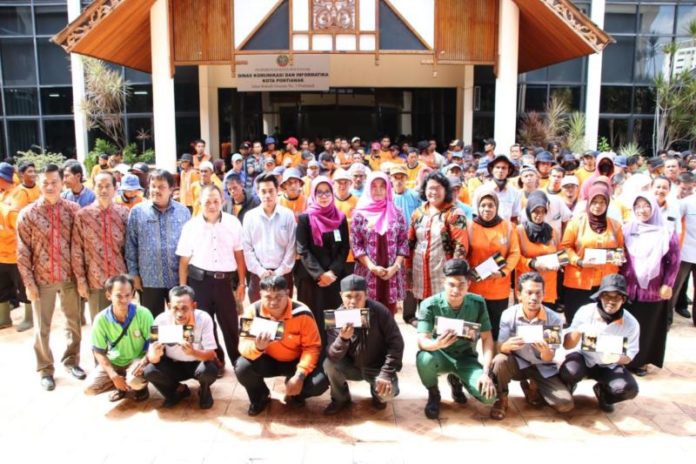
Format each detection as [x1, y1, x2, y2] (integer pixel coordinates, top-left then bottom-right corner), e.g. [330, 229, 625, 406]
[515, 224, 560, 304]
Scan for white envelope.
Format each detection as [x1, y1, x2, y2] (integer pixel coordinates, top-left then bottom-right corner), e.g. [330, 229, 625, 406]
[436, 316, 465, 336]
[584, 248, 607, 265]
[595, 334, 624, 355]
[536, 253, 560, 270]
[158, 325, 184, 344]
[475, 256, 500, 280]
[334, 309, 363, 328]
[249, 317, 280, 337]
[516, 324, 544, 343]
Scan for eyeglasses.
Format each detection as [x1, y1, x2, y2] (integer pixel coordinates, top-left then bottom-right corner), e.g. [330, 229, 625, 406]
[315, 190, 333, 198]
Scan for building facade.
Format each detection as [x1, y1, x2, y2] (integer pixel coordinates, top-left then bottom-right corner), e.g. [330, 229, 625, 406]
[1, 1, 694, 163]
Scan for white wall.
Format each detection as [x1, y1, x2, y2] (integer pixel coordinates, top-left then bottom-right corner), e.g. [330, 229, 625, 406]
[234, 0, 278, 47]
[388, 0, 434, 48]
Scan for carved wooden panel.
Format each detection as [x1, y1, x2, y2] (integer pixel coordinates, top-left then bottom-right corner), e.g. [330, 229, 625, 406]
[172, 0, 232, 63]
[313, 0, 356, 32]
[435, 0, 497, 63]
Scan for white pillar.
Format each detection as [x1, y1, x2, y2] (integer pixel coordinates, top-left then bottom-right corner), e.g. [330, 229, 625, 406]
[494, 0, 519, 152]
[401, 91, 412, 136]
[463, 65, 474, 145]
[67, 0, 88, 163]
[150, 0, 177, 171]
[584, 0, 605, 151]
[262, 92, 273, 135]
[198, 65, 213, 157]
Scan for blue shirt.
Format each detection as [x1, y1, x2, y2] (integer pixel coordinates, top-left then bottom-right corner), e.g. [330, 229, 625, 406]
[125, 199, 191, 288]
[61, 186, 96, 208]
[393, 189, 422, 228]
[455, 201, 474, 221]
[351, 187, 364, 198]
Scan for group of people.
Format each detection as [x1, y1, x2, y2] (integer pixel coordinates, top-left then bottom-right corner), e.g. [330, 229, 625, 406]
[0, 132, 694, 421]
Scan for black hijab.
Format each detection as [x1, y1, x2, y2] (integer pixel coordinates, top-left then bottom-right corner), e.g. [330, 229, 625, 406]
[524, 191, 553, 244]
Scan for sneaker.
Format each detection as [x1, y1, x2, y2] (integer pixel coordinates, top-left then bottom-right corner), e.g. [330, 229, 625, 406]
[66, 365, 87, 380]
[40, 375, 55, 391]
[593, 383, 614, 413]
[447, 374, 467, 404]
[675, 307, 692, 319]
[247, 395, 270, 416]
[323, 399, 351, 415]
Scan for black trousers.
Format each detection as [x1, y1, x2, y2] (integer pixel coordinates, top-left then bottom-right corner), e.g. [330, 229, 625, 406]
[0, 263, 27, 303]
[559, 352, 639, 405]
[562, 286, 598, 327]
[485, 298, 509, 342]
[140, 287, 169, 318]
[669, 261, 696, 325]
[248, 271, 294, 303]
[402, 291, 418, 324]
[143, 356, 218, 400]
[188, 274, 239, 365]
[234, 355, 329, 404]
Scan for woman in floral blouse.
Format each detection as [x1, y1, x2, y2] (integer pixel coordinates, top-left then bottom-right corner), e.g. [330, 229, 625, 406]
[351, 171, 410, 315]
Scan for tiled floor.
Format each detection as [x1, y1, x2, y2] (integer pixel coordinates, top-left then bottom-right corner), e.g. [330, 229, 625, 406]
[1, 306, 695, 463]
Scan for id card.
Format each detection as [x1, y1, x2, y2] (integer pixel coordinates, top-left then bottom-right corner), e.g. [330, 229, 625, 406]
[333, 229, 342, 242]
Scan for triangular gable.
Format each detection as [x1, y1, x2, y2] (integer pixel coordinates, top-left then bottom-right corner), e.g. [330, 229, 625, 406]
[387, 0, 434, 48]
[241, 0, 290, 51]
[234, 0, 282, 48]
[379, 0, 428, 50]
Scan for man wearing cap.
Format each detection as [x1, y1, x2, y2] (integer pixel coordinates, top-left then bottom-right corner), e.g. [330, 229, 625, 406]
[178, 154, 199, 213]
[416, 259, 497, 419]
[243, 172, 297, 302]
[390, 164, 421, 228]
[61, 161, 96, 208]
[323, 275, 404, 415]
[535, 151, 555, 190]
[447, 176, 474, 220]
[448, 140, 464, 162]
[235, 275, 328, 416]
[281, 137, 302, 168]
[490, 272, 573, 420]
[576, 151, 597, 186]
[72, 171, 130, 322]
[278, 168, 307, 218]
[129, 162, 150, 198]
[192, 139, 211, 169]
[263, 137, 280, 165]
[177, 183, 245, 369]
[350, 163, 368, 198]
[228, 153, 247, 184]
[487, 154, 521, 223]
[351, 136, 363, 153]
[115, 174, 144, 210]
[17, 164, 85, 390]
[560, 153, 579, 176]
[560, 175, 580, 213]
[560, 274, 640, 412]
[223, 172, 259, 224]
[190, 160, 222, 216]
[647, 157, 665, 179]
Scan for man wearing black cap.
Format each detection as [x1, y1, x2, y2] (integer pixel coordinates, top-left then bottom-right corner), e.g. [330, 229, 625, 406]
[487, 154, 521, 222]
[322, 275, 404, 415]
[647, 157, 665, 178]
[560, 274, 640, 412]
[535, 151, 555, 190]
[416, 259, 497, 420]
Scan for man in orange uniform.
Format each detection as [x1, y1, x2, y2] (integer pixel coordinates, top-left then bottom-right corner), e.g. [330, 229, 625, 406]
[278, 168, 307, 218]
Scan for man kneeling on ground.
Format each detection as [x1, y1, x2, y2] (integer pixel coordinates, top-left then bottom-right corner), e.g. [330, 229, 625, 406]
[323, 275, 404, 415]
[84, 274, 153, 402]
[490, 272, 574, 420]
[235, 275, 328, 416]
[416, 258, 497, 419]
[143, 285, 219, 409]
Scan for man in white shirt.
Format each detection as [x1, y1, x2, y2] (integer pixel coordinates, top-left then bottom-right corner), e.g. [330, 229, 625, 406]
[670, 192, 696, 324]
[176, 184, 246, 368]
[487, 154, 521, 222]
[560, 274, 640, 412]
[143, 285, 219, 409]
[242, 172, 297, 302]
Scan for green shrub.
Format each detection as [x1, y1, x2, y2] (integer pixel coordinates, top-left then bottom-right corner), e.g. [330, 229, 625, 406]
[15, 150, 66, 171]
[85, 138, 155, 172]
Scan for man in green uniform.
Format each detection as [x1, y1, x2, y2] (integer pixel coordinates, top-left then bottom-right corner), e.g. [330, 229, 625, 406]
[84, 274, 153, 402]
[416, 259, 497, 419]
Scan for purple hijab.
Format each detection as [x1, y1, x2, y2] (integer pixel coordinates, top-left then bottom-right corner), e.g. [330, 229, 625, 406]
[622, 193, 672, 289]
[305, 176, 345, 247]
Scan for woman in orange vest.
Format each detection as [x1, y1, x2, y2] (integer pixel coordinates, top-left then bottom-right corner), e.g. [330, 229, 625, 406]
[466, 186, 520, 340]
[516, 191, 561, 310]
[560, 183, 625, 324]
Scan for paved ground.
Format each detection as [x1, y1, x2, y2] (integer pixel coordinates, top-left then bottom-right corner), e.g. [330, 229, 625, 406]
[1, 303, 695, 463]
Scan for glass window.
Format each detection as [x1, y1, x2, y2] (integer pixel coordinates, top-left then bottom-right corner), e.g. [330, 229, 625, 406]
[0, 6, 32, 35]
[524, 67, 547, 82]
[632, 117, 655, 156]
[35, 5, 68, 36]
[602, 35, 635, 83]
[44, 120, 75, 157]
[127, 117, 154, 152]
[550, 85, 582, 111]
[7, 120, 40, 155]
[547, 57, 586, 83]
[0, 38, 36, 85]
[676, 5, 696, 36]
[633, 86, 656, 115]
[38, 39, 71, 85]
[598, 117, 629, 149]
[41, 87, 73, 115]
[127, 85, 153, 113]
[125, 67, 151, 84]
[523, 84, 547, 112]
[634, 36, 671, 83]
[637, 5, 674, 35]
[477, 84, 495, 112]
[604, 4, 636, 34]
[4, 88, 38, 115]
[600, 86, 632, 114]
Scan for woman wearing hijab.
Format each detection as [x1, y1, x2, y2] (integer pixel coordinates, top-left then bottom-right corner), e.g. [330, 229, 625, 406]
[466, 186, 521, 340]
[516, 191, 562, 309]
[406, 172, 468, 326]
[621, 193, 680, 376]
[296, 176, 350, 344]
[351, 172, 410, 315]
[560, 183, 625, 324]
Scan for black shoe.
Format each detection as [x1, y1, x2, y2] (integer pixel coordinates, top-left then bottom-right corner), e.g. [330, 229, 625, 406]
[593, 383, 614, 413]
[371, 396, 387, 410]
[447, 374, 467, 404]
[108, 390, 127, 402]
[162, 384, 191, 408]
[676, 307, 692, 319]
[424, 387, 441, 420]
[40, 376, 55, 391]
[248, 396, 270, 416]
[630, 366, 648, 377]
[286, 395, 306, 408]
[323, 399, 351, 415]
[66, 365, 87, 380]
[199, 384, 214, 409]
[133, 388, 149, 402]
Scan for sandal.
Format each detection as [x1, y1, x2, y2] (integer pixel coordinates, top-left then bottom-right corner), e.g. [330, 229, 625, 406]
[489, 395, 508, 421]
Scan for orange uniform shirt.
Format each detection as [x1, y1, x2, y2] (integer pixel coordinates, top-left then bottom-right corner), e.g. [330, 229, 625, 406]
[335, 194, 359, 263]
[515, 225, 560, 304]
[279, 194, 307, 219]
[0, 187, 20, 263]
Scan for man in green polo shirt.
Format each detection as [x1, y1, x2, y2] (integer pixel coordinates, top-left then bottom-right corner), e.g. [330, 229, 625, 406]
[416, 259, 497, 419]
[84, 274, 153, 402]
